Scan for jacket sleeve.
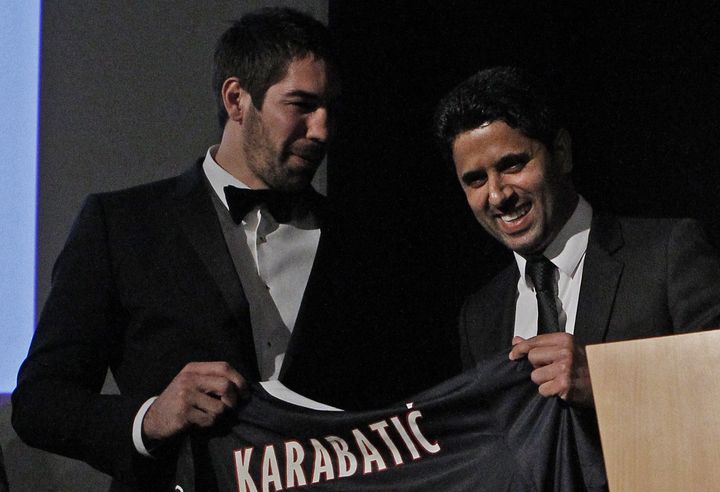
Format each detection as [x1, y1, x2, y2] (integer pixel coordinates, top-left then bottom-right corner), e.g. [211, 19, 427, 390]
[666, 218, 720, 332]
[11, 194, 154, 486]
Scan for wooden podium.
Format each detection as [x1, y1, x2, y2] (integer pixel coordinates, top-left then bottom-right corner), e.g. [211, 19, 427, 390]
[586, 330, 720, 491]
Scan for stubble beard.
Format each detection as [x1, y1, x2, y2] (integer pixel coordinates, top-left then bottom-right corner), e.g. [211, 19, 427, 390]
[242, 109, 315, 193]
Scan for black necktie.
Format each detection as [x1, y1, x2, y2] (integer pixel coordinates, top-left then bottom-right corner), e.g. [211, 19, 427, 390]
[526, 255, 561, 334]
[224, 186, 296, 224]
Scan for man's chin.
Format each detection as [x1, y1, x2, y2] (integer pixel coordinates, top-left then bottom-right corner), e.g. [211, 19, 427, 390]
[273, 174, 315, 193]
[497, 233, 543, 256]
[289, 153, 324, 171]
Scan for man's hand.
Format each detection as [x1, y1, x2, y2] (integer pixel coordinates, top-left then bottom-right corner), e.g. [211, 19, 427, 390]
[509, 333, 594, 407]
[142, 362, 247, 441]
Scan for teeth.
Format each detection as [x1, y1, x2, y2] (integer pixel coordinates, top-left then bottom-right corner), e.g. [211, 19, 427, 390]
[500, 204, 530, 222]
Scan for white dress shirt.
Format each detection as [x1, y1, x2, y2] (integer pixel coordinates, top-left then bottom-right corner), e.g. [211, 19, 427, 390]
[513, 196, 592, 339]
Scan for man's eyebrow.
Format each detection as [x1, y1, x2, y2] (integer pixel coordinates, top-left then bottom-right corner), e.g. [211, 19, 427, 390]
[460, 152, 531, 185]
[284, 89, 341, 104]
[284, 90, 320, 100]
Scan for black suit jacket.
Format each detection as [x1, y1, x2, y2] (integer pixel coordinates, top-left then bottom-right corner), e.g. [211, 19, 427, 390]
[12, 163, 440, 489]
[460, 214, 720, 366]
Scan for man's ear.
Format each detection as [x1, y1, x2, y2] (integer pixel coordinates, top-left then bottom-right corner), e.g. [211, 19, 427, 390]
[552, 128, 573, 175]
[221, 77, 252, 123]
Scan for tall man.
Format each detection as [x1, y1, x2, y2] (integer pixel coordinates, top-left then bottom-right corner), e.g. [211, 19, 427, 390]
[12, 8, 432, 490]
[434, 66, 720, 407]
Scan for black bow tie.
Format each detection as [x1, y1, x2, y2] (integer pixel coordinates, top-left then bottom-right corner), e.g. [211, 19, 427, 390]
[224, 186, 297, 223]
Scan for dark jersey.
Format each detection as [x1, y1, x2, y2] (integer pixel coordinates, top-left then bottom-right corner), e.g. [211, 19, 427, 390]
[174, 352, 607, 491]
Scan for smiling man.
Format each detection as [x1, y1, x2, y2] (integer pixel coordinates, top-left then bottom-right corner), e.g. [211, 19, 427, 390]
[12, 8, 408, 491]
[434, 66, 720, 408]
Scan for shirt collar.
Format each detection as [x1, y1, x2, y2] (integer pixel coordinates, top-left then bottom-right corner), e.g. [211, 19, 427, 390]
[515, 196, 593, 285]
[202, 145, 249, 210]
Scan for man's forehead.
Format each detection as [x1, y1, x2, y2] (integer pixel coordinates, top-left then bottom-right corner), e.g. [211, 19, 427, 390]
[275, 55, 341, 100]
[454, 121, 539, 152]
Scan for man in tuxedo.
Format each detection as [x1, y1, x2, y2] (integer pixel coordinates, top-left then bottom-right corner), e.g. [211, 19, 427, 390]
[12, 8, 439, 490]
[434, 66, 720, 407]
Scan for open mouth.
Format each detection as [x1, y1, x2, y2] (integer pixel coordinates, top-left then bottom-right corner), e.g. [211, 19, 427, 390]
[499, 202, 531, 223]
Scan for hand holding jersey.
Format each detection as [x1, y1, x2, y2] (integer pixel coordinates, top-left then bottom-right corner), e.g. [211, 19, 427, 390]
[510, 333, 594, 407]
[143, 362, 247, 442]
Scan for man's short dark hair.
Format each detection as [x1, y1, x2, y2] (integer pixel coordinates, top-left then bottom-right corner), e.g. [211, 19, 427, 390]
[433, 66, 562, 163]
[212, 7, 336, 128]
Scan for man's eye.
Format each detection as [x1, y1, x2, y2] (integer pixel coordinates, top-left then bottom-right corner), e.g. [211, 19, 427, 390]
[466, 177, 487, 188]
[504, 161, 527, 173]
[291, 101, 316, 111]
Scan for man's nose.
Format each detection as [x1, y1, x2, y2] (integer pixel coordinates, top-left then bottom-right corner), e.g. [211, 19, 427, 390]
[487, 174, 511, 207]
[306, 108, 329, 143]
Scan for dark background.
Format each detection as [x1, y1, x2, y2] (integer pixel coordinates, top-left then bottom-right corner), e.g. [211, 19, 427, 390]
[327, 0, 720, 356]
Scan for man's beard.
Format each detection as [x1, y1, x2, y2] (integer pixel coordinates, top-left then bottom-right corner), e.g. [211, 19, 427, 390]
[242, 109, 318, 193]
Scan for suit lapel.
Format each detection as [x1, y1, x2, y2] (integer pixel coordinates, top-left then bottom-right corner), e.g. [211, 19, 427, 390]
[574, 214, 624, 345]
[483, 264, 519, 353]
[279, 201, 339, 380]
[170, 162, 259, 378]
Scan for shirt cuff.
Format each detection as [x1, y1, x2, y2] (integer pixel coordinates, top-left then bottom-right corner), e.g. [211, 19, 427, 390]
[132, 396, 158, 457]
